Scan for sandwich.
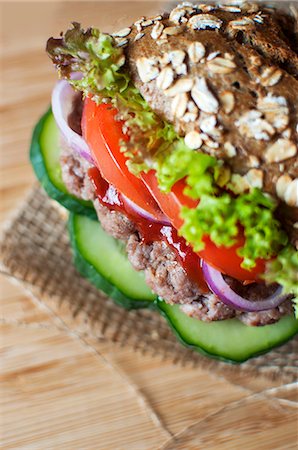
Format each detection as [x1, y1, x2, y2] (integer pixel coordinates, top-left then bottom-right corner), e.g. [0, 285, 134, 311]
[30, 1, 298, 362]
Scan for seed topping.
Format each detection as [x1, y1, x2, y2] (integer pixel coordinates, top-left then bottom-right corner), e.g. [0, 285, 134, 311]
[136, 57, 159, 83]
[264, 139, 297, 163]
[257, 66, 283, 87]
[188, 14, 222, 30]
[185, 131, 203, 149]
[151, 22, 164, 40]
[113, 27, 131, 38]
[156, 67, 175, 90]
[171, 92, 188, 118]
[187, 41, 206, 63]
[235, 110, 275, 141]
[257, 95, 289, 132]
[191, 77, 219, 114]
[220, 90, 235, 114]
[164, 78, 194, 97]
[207, 56, 236, 74]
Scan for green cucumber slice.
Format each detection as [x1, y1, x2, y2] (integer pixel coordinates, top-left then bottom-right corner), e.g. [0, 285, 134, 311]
[69, 213, 157, 309]
[158, 301, 298, 363]
[30, 108, 96, 219]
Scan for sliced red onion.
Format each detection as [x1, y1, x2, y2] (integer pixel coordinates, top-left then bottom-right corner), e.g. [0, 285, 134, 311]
[51, 79, 94, 164]
[202, 261, 287, 312]
[122, 194, 170, 224]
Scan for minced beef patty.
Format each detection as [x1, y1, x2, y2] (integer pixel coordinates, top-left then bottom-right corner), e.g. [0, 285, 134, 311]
[59, 103, 293, 326]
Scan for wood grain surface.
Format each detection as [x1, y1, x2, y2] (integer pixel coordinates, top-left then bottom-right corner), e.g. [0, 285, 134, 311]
[1, 2, 297, 449]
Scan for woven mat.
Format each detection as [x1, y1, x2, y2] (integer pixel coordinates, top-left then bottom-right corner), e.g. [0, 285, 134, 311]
[1, 185, 297, 382]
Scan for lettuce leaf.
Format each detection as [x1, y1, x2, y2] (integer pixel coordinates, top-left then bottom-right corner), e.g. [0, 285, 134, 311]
[180, 189, 287, 268]
[47, 22, 129, 99]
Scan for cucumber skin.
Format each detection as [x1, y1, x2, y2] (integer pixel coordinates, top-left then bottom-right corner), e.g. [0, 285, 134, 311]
[157, 301, 298, 363]
[30, 108, 97, 220]
[68, 213, 157, 310]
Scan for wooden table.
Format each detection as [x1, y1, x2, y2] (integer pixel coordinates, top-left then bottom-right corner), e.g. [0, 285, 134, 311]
[1, 2, 297, 449]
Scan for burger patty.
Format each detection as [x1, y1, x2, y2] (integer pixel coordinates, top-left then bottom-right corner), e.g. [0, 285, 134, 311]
[60, 141, 292, 326]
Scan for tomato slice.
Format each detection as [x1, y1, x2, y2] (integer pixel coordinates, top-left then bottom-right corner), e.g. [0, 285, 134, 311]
[82, 98, 267, 281]
[141, 171, 197, 230]
[142, 171, 267, 281]
[82, 98, 164, 221]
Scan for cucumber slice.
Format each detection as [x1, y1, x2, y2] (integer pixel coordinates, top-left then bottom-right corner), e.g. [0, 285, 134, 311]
[158, 301, 298, 363]
[30, 108, 96, 219]
[69, 213, 157, 309]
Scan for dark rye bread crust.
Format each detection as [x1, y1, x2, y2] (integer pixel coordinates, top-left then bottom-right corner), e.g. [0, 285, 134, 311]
[113, 2, 298, 246]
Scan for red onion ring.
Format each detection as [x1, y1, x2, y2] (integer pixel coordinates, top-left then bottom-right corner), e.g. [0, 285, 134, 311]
[51, 79, 94, 164]
[202, 261, 287, 312]
[122, 194, 170, 224]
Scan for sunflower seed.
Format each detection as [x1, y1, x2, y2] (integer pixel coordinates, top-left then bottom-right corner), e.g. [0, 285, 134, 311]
[156, 67, 175, 90]
[188, 14, 222, 30]
[163, 26, 182, 36]
[181, 112, 198, 122]
[229, 174, 250, 194]
[175, 64, 188, 76]
[113, 27, 131, 38]
[207, 57, 236, 74]
[185, 131, 203, 149]
[169, 50, 186, 68]
[191, 77, 219, 114]
[187, 41, 206, 63]
[219, 5, 242, 13]
[254, 13, 264, 24]
[164, 78, 194, 96]
[187, 100, 198, 114]
[223, 142, 237, 158]
[276, 175, 292, 200]
[171, 92, 188, 118]
[220, 90, 235, 114]
[257, 67, 283, 87]
[159, 53, 171, 67]
[169, 7, 187, 24]
[265, 139, 297, 163]
[198, 4, 217, 12]
[115, 38, 129, 48]
[200, 115, 217, 134]
[207, 51, 220, 61]
[134, 17, 145, 32]
[136, 57, 159, 83]
[257, 95, 289, 133]
[245, 169, 263, 189]
[142, 19, 153, 27]
[235, 110, 275, 141]
[134, 32, 145, 42]
[229, 17, 254, 29]
[151, 22, 164, 39]
[284, 179, 298, 207]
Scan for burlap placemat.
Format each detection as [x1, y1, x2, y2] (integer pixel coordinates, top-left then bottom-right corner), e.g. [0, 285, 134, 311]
[1, 185, 297, 382]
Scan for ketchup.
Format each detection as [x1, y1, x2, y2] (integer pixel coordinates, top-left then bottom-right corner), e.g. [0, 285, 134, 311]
[88, 167, 208, 292]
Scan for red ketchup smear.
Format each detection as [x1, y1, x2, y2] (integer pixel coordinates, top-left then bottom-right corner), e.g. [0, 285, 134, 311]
[88, 167, 208, 292]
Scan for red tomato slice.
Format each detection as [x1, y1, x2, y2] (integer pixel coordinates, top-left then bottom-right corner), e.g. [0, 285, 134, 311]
[82, 98, 164, 221]
[83, 98, 267, 281]
[142, 171, 267, 281]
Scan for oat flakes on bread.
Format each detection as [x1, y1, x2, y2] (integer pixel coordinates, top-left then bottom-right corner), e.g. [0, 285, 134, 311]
[124, 3, 298, 242]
